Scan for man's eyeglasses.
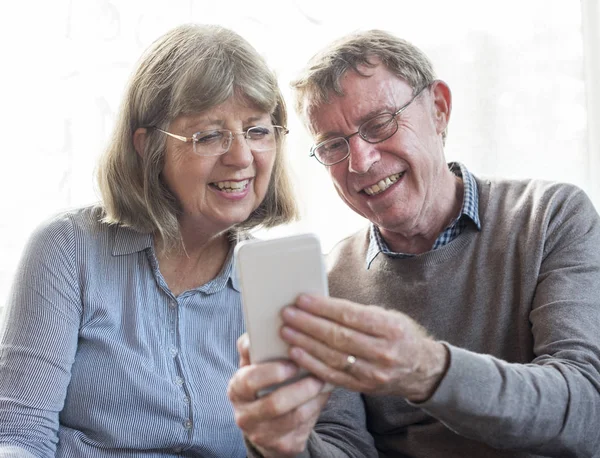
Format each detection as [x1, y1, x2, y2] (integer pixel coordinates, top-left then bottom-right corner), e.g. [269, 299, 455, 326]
[309, 85, 428, 166]
[154, 125, 288, 157]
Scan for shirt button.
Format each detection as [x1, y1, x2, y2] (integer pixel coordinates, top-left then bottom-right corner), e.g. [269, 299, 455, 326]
[169, 300, 177, 309]
[169, 347, 178, 357]
[183, 396, 190, 404]
[183, 419, 193, 430]
[174, 376, 184, 386]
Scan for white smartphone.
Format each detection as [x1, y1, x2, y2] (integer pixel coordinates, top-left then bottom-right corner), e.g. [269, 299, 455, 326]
[234, 233, 329, 376]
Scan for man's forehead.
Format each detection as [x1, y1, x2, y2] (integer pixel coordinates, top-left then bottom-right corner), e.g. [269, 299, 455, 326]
[305, 68, 413, 138]
[301, 63, 382, 118]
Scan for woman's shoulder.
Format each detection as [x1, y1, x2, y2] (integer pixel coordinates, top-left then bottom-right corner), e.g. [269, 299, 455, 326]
[32, 204, 111, 240]
[21, 205, 122, 263]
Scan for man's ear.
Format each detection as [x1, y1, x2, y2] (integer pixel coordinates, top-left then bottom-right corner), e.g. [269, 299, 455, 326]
[133, 127, 147, 158]
[430, 80, 452, 135]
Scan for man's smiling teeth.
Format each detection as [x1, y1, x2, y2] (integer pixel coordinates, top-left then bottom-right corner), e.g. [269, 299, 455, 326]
[363, 172, 403, 196]
[212, 179, 250, 193]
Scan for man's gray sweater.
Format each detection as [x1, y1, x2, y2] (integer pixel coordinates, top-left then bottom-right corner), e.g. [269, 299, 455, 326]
[303, 177, 600, 457]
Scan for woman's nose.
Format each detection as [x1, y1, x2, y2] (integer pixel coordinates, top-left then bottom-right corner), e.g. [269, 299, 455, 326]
[221, 133, 254, 168]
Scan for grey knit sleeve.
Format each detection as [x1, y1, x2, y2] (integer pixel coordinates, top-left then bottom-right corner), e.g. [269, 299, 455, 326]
[304, 388, 377, 457]
[416, 186, 600, 457]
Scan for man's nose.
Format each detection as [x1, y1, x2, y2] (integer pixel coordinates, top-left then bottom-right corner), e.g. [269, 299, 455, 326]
[347, 136, 380, 174]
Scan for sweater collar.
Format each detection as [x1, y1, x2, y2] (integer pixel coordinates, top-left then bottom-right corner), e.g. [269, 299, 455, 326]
[366, 162, 481, 269]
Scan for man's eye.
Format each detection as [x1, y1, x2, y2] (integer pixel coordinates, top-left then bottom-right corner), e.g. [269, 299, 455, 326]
[321, 139, 346, 152]
[195, 131, 225, 144]
[366, 118, 393, 133]
[371, 122, 390, 131]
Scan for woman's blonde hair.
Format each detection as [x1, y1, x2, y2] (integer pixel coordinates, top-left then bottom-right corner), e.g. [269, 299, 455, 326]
[97, 24, 297, 248]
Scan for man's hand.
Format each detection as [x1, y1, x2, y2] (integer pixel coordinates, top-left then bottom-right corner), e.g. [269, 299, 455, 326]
[280, 295, 449, 402]
[227, 334, 331, 457]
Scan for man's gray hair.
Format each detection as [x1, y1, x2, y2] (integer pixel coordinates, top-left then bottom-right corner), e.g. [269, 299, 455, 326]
[292, 29, 436, 124]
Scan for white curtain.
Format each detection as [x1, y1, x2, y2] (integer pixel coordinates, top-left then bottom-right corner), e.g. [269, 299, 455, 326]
[583, 0, 600, 203]
[0, 0, 597, 309]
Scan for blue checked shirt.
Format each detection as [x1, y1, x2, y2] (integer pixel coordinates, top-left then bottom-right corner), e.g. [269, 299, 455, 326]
[0, 206, 247, 457]
[366, 162, 481, 268]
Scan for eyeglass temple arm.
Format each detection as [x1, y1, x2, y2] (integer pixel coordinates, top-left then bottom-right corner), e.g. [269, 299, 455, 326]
[154, 128, 191, 143]
[274, 126, 290, 135]
[155, 126, 287, 142]
[394, 85, 429, 116]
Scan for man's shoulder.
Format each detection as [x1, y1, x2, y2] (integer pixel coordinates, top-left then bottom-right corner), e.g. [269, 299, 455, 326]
[473, 176, 599, 244]
[478, 176, 589, 213]
[481, 175, 583, 197]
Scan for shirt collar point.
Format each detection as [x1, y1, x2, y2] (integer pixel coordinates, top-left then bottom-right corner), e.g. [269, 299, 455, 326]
[112, 225, 153, 256]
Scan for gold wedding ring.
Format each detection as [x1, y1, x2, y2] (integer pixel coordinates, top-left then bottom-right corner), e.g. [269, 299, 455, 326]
[343, 354, 357, 372]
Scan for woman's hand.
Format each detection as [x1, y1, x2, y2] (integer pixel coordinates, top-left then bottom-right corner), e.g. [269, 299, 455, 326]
[227, 334, 331, 457]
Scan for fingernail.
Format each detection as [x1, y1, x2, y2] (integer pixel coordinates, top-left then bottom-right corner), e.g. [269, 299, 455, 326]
[282, 307, 296, 322]
[297, 294, 313, 307]
[283, 363, 298, 377]
[281, 326, 296, 339]
[289, 346, 303, 359]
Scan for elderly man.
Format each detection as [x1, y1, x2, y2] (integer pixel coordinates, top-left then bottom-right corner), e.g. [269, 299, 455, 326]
[227, 30, 600, 457]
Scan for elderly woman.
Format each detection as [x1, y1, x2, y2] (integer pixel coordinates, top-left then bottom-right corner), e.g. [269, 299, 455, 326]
[0, 24, 297, 457]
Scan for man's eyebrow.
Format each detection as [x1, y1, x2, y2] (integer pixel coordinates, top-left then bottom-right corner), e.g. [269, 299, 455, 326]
[315, 106, 396, 142]
[314, 131, 345, 143]
[358, 105, 396, 124]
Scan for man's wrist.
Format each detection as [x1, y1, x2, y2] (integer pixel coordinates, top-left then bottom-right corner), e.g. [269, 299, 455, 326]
[408, 341, 450, 403]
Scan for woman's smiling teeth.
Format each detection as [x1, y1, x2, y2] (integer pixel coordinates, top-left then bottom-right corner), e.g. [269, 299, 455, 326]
[363, 172, 403, 196]
[211, 179, 250, 193]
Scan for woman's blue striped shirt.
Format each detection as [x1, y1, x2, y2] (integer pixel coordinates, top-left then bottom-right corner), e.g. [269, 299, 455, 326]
[0, 205, 246, 457]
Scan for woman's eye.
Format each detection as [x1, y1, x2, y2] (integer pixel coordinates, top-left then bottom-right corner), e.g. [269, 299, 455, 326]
[196, 131, 224, 143]
[246, 127, 270, 139]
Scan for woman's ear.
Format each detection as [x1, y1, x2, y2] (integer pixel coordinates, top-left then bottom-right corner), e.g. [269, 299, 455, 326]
[430, 80, 452, 135]
[133, 128, 147, 158]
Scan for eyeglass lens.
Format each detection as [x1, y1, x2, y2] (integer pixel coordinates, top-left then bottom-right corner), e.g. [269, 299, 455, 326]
[192, 126, 280, 156]
[313, 85, 428, 165]
[314, 113, 398, 165]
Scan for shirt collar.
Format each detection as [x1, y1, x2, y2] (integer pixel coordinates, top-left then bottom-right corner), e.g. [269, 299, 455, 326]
[200, 232, 250, 294]
[366, 162, 480, 269]
[229, 247, 241, 292]
[200, 246, 240, 294]
[112, 225, 153, 256]
[455, 162, 481, 229]
[112, 224, 241, 293]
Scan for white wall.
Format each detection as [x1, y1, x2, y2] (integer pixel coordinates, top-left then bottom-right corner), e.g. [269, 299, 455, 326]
[0, 0, 595, 309]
